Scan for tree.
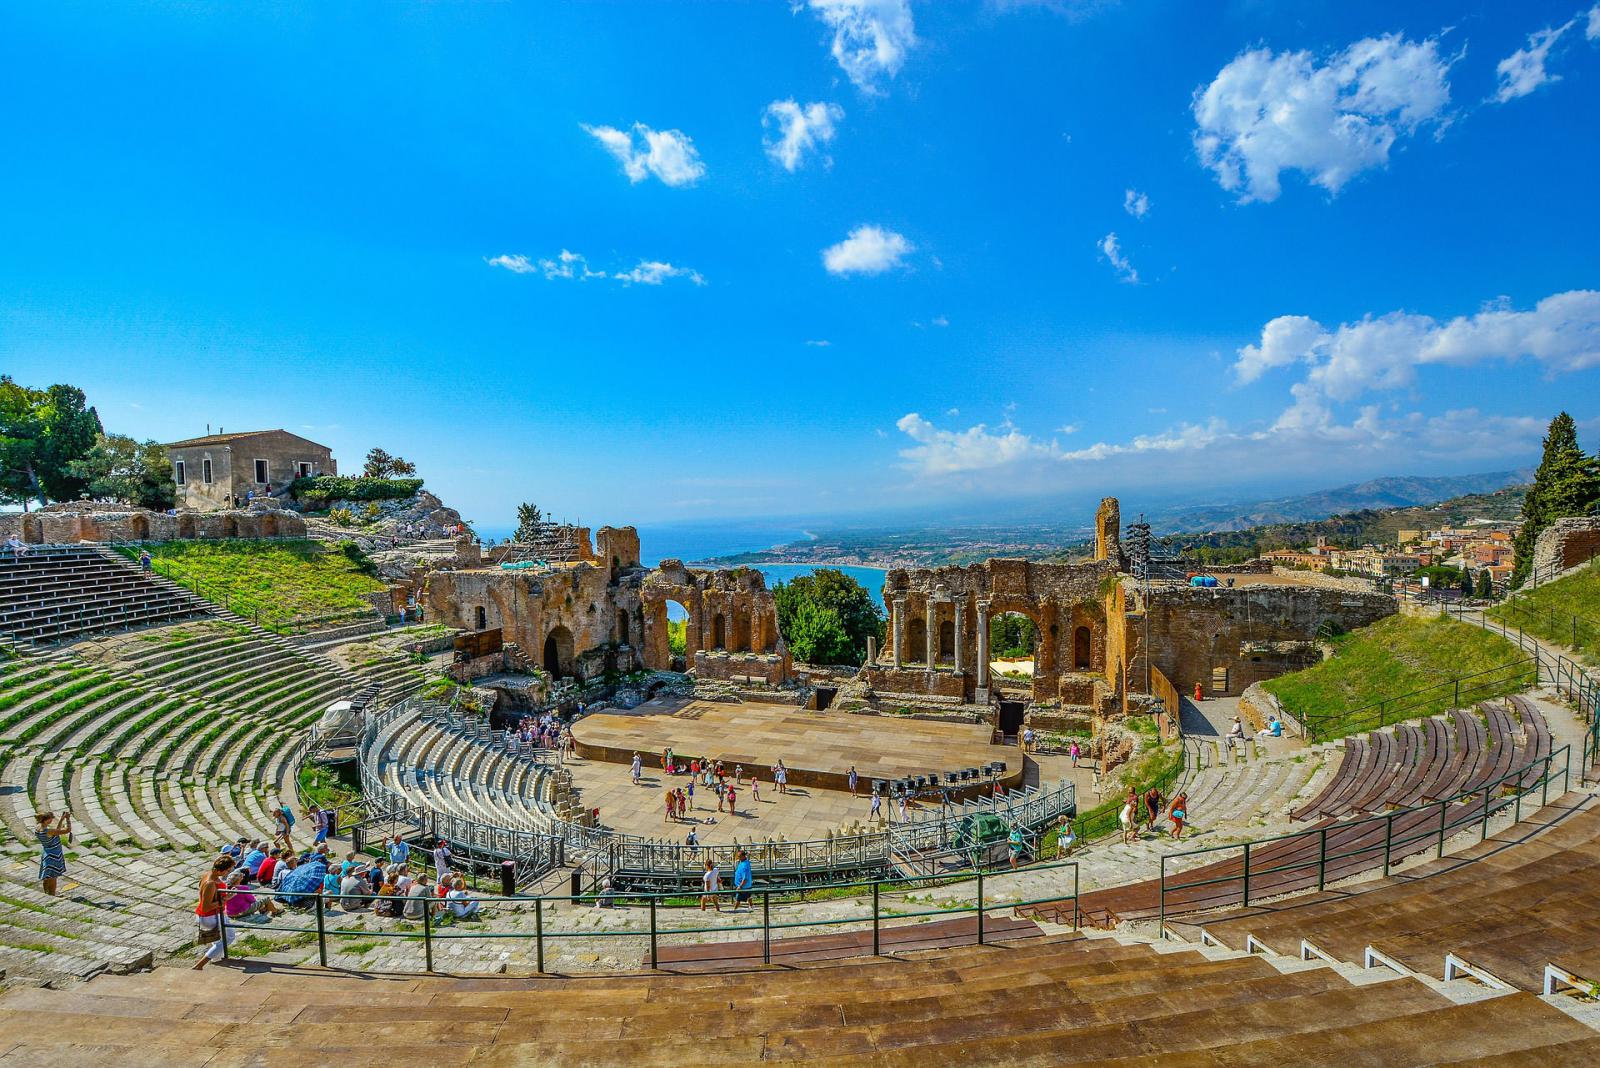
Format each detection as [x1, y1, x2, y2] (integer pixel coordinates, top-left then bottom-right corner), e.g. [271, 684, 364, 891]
[1476, 570, 1494, 599]
[66, 434, 176, 510]
[1458, 568, 1474, 596]
[0, 376, 103, 508]
[514, 502, 545, 542]
[772, 568, 884, 666]
[1512, 412, 1600, 585]
[989, 613, 1038, 658]
[361, 447, 418, 479]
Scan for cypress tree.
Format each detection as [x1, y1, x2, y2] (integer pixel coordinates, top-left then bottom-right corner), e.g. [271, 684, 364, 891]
[1512, 412, 1600, 585]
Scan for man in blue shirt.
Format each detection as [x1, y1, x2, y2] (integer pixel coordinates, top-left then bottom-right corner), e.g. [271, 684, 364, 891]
[732, 850, 753, 911]
[388, 834, 410, 867]
[241, 842, 268, 878]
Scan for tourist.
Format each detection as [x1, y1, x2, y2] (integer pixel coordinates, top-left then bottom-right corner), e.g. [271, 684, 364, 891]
[193, 856, 235, 969]
[734, 764, 744, 784]
[750, 775, 760, 803]
[1168, 792, 1189, 840]
[870, 791, 882, 822]
[446, 877, 480, 920]
[1194, 681, 1204, 703]
[1258, 715, 1284, 739]
[1119, 790, 1137, 844]
[676, 787, 688, 816]
[222, 870, 268, 921]
[1144, 786, 1164, 832]
[847, 765, 859, 798]
[1069, 740, 1081, 769]
[726, 784, 737, 816]
[241, 840, 267, 878]
[1008, 825, 1025, 869]
[897, 793, 909, 824]
[1225, 716, 1245, 756]
[321, 863, 343, 899]
[631, 752, 643, 785]
[700, 858, 721, 912]
[594, 874, 614, 909]
[374, 878, 401, 919]
[274, 798, 295, 848]
[775, 760, 788, 795]
[732, 850, 753, 911]
[311, 805, 330, 846]
[5, 534, 30, 558]
[432, 839, 452, 879]
[255, 849, 280, 887]
[34, 811, 70, 896]
[138, 549, 153, 572]
[664, 790, 675, 823]
[388, 833, 410, 867]
[685, 778, 695, 810]
[1023, 726, 1036, 753]
[685, 827, 699, 856]
[340, 866, 371, 909]
[404, 877, 433, 920]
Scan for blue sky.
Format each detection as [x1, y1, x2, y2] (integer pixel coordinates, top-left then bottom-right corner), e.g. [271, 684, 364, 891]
[3, 1, 1598, 531]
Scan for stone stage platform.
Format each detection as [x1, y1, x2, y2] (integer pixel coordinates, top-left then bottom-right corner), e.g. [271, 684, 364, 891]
[571, 698, 1020, 800]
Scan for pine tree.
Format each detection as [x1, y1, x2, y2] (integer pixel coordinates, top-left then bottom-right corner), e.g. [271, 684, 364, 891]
[1512, 413, 1600, 585]
[1475, 570, 1493, 599]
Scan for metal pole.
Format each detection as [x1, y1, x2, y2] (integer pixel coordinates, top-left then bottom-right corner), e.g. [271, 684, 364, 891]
[422, 895, 433, 972]
[1317, 827, 1328, 891]
[1481, 785, 1492, 842]
[763, 890, 771, 965]
[649, 896, 658, 969]
[1437, 800, 1448, 859]
[872, 881, 881, 955]
[1241, 843, 1251, 908]
[218, 903, 229, 961]
[976, 869, 985, 945]
[535, 897, 544, 973]
[1382, 812, 1394, 878]
[316, 892, 327, 967]
[1158, 860, 1165, 939]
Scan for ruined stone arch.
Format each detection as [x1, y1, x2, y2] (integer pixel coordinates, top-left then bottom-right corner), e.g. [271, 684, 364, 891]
[128, 513, 150, 541]
[938, 618, 956, 661]
[1073, 625, 1092, 671]
[907, 617, 927, 663]
[176, 513, 197, 539]
[712, 613, 727, 650]
[544, 624, 575, 678]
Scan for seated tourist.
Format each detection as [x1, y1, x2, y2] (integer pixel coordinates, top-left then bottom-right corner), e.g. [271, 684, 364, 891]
[374, 879, 401, 918]
[403, 878, 434, 920]
[339, 868, 371, 910]
[241, 842, 268, 877]
[1258, 715, 1284, 738]
[445, 877, 481, 920]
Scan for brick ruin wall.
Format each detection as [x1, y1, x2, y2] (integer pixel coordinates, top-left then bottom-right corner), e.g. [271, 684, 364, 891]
[0, 502, 306, 544]
[1129, 585, 1397, 699]
[1531, 517, 1600, 577]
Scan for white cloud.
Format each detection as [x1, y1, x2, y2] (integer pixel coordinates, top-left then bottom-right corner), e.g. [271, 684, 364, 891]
[822, 225, 913, 276]
[805, 339, 832, 347]
[1589, 5, 1600, 40]
[1123, 188, 1150, 218]
[487, 250, 702, 286]
[613, 261, 706, 286]
[582, 123, 705, 186]
[1098, 232, 1138, 283]
[895, 413, 1063, 475]
[807, 0, 915, 92]
[1057, 419, 1230, 462]
[1057, 423, 1080, 435]
[932, 315, 950, 327]
[1233, 289, 1600, 399]
[486, 254, 538, 275]
[1193, 33, 1453, 202]
[763, 100, 844, 171]
[1494, 19, 1575, 103]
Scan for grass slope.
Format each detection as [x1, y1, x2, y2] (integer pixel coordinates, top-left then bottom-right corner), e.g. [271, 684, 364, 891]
[127, 540, 386, 631]
[1263, 614, 1534, 739]
[1486, 562, 1600, 663]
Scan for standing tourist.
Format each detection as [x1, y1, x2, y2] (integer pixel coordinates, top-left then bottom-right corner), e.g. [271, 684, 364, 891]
[631, 752, 643, 786]
[1008, 825, 1025, 869]
[664, 790, 675, 823]
[732, 850, 753, 911]
[193, 856, 234, 970]
[870, 791, 882, 822]
[1168, 793, 1188, 840]
[388, 833, 410, 868]
[897, 792, 909, 824]
[686, 777, 695, 810]
[1069, 740, 1081, 768]
[775, 760, 788, 795]
[685, 826, 699, 857]
[1119, 789, 1138, 844]
[34, 812, 70, 895]
[432, 839, 452, 879]
[726, 784, 737, 816]
[675, 787, 688, 817]
[700, 858, 721, 912]
[1144, 786, 1164, 832]
[1022, 726, 1036, 753]
[750, 775, 760, 803]
[847, 765, 859, 798]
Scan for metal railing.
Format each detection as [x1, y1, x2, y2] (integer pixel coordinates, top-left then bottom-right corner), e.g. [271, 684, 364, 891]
[1524, 543, 1600, 590]
[1157, 743, 1572, 935]
[1297, 656, 1539, 742]
[209, 856, 1080, 975]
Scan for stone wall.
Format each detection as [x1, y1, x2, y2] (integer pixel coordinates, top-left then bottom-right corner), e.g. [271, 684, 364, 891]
[1132, 584, 1395, 699]
[1531, 516, 1600, 579]
[639, 561, 789, 680]
[0, 503, 305, 544]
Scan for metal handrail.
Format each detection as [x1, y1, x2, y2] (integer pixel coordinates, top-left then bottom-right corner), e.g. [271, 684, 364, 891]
[209, 855, 1080, 974]
[1297, 655, 1538, 742]
[1156, 742, 1572, 935]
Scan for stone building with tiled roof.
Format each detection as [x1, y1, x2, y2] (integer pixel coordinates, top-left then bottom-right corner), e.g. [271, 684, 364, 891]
[164, 429, 336, 510]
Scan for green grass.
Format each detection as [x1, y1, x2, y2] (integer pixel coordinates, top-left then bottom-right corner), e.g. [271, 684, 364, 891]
[1264, 614, 1534, 740]
[123, 540, 386, 632]
[1487, 562, 1600, 663]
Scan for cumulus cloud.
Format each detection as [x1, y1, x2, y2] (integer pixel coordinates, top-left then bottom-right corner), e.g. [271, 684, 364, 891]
[582, 122, 705, 186]
[1123, 188, 1150, 218]
[1233, 290, 1600, 399]
[805, 339, 832, 347]
[1056, 419, 1230, 462]
[764, 100, 844, 171]
[895, 413, 1064, 475]
[807, 0, 915, 92]
[1193, 33, 1453, 202]
[823, 225, 913, 276]
[1494, 19, 1575, 102]
[1589, 5, 1600, 40]
[1098, 232, 1138, 283]
[486, 250, 702, 286]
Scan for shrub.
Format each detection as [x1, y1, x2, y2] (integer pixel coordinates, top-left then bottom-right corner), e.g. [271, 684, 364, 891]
[289, 475, 422, 502]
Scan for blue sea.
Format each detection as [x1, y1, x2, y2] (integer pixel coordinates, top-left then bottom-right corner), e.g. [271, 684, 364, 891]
[474, 519, 886, 618]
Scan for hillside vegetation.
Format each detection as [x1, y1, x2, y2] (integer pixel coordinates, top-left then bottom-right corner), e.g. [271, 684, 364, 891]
[1263, 614, 1534, 739]
[123, 540, 387, 632]
[1487, 562, 1600, 663]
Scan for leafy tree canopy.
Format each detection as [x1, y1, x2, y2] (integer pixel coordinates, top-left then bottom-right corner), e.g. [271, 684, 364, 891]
[989, 613, 1038, 659]
[514, 501, 545, 542]
[0, 376, 103, 508]
[772, 568, 884, 666]
[66, 434, 175, 511]
[1513, 412, 1600, 584]
[361, 447, 418, 479]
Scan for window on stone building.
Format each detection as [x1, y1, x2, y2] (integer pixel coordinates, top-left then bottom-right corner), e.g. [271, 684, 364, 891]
[297, 461, 312, 479]
[202, 458, 212, 484]
[475, 606, 487, 630]
[174, 460, 186, 485]
[253, 459, 269, 484]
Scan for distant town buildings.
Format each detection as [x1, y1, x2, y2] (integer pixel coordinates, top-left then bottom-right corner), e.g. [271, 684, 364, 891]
[1254, 523, 1519, 585]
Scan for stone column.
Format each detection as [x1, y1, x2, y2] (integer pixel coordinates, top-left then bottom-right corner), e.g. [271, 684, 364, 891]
[925, 599, 937, 674]
[953, 601, 966, 675]
[976, 600, 991, 690]
[891, 599, 905, 669]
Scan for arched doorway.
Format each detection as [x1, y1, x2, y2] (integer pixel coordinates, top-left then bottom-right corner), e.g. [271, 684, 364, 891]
[907, 618, 928, 663]
[712, 613, 727, 650]
[616, 612, 630, 645]
[989, 611, 1038, 686]
[475, 606, 487, 631]
[544, 625, 575, 678]
[938, 619, 955, 662]
[1073, 626, 1092, 671]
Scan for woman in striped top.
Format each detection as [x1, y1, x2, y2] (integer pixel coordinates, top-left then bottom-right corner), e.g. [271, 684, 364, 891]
[35, 812, 69, 896]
